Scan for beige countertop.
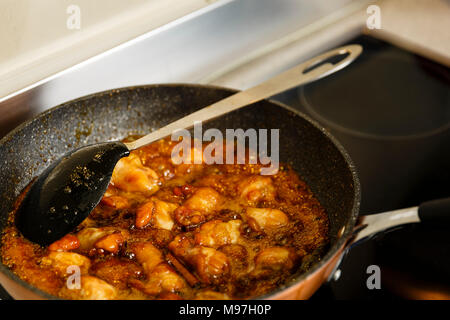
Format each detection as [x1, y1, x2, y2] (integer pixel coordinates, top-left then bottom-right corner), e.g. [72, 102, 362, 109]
[0, 0, 221, 99]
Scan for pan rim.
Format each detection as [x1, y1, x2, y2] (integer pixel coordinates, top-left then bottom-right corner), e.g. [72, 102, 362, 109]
[0, 83, 361, 300]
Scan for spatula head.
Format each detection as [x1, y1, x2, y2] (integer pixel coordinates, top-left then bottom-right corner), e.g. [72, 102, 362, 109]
[15, 141, 129, 246]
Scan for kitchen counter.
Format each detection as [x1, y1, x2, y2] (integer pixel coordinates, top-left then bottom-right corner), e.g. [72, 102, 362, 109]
[0, 0, 226, 99]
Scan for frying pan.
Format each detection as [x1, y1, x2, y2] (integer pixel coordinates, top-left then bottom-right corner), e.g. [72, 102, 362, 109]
[0, 84, 447, 299]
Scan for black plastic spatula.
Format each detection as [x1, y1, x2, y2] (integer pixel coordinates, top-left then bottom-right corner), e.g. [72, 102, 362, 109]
[15, 142, 129, 245]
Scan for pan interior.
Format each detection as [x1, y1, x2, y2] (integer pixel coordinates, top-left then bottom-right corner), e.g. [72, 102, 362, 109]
[0, 84, 359, 298]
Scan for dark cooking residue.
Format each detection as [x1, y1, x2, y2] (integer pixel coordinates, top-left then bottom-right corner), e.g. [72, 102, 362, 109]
[0, 137, 329, 300]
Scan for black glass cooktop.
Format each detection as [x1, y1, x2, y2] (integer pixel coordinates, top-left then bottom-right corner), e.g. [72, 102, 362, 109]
[274, 35, 450, 300]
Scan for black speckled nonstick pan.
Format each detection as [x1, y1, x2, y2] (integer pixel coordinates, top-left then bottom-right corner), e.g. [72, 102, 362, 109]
[0, 84, 360, 299]
[2, 84, 449, 300]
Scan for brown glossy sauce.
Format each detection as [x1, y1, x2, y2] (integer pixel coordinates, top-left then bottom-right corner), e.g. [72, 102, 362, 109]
[1, 137, 329, 300]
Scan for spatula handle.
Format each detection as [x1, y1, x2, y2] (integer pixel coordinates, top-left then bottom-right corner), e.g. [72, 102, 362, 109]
[124, 44, 363, 151]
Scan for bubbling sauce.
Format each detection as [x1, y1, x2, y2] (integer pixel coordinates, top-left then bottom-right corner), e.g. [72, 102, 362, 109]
[1, 137, 329, 300]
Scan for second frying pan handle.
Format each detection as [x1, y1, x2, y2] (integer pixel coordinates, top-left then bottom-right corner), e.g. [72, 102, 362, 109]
[351, 197, 450, 245]
[124, 44, 363, 151]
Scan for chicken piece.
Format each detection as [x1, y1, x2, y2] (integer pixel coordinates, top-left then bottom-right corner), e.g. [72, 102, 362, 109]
[168, 235, 229, 285]
[135, 198, 177, 230]
[62, 276, 118, 300]
[237, 176, 276, 205]
[174, 187, 221, 226]
[187, 247, 230, 284]
[76, 227, 129, 251]
[152, 198, 177, 230]
[128, 242, 189, 296]
[129, 242, 164, 275]
[194, 219, 242, 248]
[168, 235, 195, 258]
[254, 247, 298, 273]
[132, 263, 188, 296]
[94, 232, 125, 254]
[41, 251, 91, 276]
[100, 195, 130, 209]
[245, 207, 289, 232]
[48, 234, 80, 252]
[135, 202, 153, 228]
[173, 207, 205, 227]
[77, 228, 113, 251]
[111, 153, 160, 194]
[184, 187, 221, 212]
[190, 246, 230, 284]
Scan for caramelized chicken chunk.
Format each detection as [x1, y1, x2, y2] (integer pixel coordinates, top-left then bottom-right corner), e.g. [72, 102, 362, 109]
[194, 219, 242, 248]
[48, 234, 80, 252]
[238, 176, 276, 205]
[129, 242, 164, 275]
[188, 246, 230, 284]
[245, 207, 289, 232]
[94, 232, 125, 254]
[100, 195, 130, 209]
[135, 198, 177, 230]
[131, 263, 188, 296]
[111, 153, 160, 194]
[254, 247, 298, 273]
[174, 187, 221, 227]
[76, 227, 129, 252]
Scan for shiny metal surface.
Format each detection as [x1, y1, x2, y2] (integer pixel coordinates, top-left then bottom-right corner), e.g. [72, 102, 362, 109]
[353, 207, 421, 244]
[0, 0, 367, 137]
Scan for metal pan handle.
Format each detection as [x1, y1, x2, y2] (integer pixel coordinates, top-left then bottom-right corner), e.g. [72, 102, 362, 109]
[327, 197, 450, 282]
[351, 196, 450, 245]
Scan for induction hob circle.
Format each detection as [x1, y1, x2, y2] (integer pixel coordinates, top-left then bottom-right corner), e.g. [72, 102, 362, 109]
[299, 51, 450, 140]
